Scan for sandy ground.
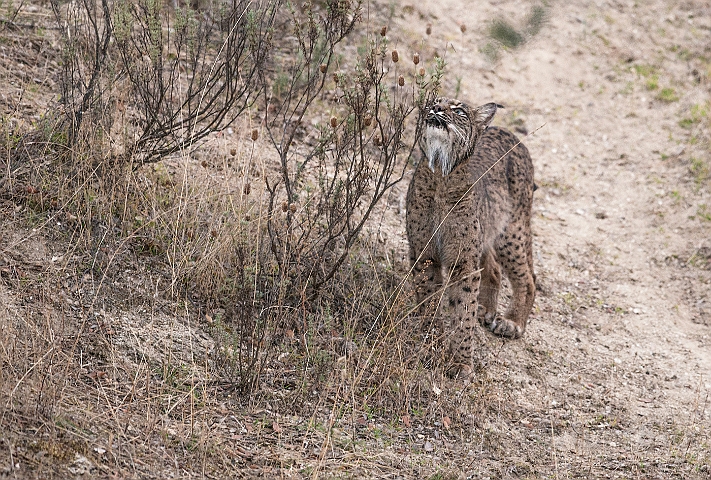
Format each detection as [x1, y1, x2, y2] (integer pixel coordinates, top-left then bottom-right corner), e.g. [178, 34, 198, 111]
[374, 0, 711, 476]
[1, 0, 710, 478]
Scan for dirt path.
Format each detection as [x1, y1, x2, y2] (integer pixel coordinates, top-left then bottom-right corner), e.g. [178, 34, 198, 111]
[379, 0, 711, 476]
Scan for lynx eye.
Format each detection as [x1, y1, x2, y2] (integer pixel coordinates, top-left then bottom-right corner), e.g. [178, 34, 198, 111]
[452, 107, 467, 117]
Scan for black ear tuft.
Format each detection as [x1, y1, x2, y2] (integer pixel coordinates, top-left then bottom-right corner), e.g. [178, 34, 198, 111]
[495, 103, 505, 109]
[474, 102, 500, 129]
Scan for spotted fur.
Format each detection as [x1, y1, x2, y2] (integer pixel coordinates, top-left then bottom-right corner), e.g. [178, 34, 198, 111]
[406, 97, 536, 378]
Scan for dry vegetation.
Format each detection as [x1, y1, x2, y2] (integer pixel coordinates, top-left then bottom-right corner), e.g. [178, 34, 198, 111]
[1, 0, 711, 478]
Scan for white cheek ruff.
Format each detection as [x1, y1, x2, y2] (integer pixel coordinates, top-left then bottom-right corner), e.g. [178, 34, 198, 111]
[425, 126, 456, 176]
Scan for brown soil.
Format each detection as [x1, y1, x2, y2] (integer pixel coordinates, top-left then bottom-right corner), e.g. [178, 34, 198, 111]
[1, 0, 710, 478]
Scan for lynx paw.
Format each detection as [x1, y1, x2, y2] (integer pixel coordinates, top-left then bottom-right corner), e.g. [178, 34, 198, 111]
[481, 313, 523, 339]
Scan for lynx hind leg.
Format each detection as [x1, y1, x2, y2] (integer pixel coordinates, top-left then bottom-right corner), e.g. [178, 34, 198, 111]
[493, 226, 535, 339]
[478, 248, 502, 328]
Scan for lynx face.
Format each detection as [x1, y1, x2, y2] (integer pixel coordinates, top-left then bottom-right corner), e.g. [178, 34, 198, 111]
[423, 98, 501, 176]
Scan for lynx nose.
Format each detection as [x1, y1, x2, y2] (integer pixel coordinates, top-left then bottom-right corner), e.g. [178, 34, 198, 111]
[432, 104, 443, 113]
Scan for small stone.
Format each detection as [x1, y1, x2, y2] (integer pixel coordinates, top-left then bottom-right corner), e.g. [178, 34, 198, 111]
[671, 145, 685, 156]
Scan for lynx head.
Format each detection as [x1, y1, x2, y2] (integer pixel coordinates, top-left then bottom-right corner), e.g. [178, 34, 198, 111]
[422, 97, 501, 176]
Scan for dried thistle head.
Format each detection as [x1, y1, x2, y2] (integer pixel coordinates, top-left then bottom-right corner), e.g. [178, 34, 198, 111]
[391, 50, 399, 63]
[281, 201, 288, 212]
[251, 129, 259, 141]
[418, 67, 425, 76]
[201, 160, 208, 168]
[460, 24, 467, 33]
[330, 116, 338, 128]
[364, 116, 372, 127]
[320, 63, 327, 73]
[230, 148, 236, 156]
[380, 26, 387, 36]
[398, 75, 404, 87]
[426, 24, 432, 35]
[413, 53, 420, 65]
[289, 203, 297, 213]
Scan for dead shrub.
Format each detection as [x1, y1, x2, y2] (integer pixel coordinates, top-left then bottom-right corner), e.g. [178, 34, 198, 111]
[3, 0, 448, 398]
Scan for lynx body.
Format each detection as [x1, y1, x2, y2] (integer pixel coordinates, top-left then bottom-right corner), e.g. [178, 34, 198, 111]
[406, 97, 536, 377]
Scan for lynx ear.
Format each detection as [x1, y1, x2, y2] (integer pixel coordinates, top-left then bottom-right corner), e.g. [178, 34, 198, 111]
[474, 102, 502, 129]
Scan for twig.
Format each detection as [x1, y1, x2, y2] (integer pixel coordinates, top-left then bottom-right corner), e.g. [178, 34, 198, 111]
[0, 18, 36, 29]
